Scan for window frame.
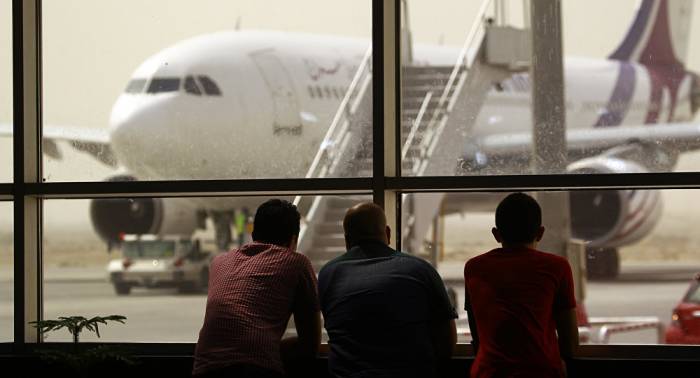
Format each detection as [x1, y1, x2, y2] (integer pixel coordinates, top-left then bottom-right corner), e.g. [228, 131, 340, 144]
[6, 0, 700, 359]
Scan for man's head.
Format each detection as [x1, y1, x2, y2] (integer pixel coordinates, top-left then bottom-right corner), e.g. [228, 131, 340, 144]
[343, 202, 390, 248]
[251, 199, 301, 249]
[492, 192, 545, 247]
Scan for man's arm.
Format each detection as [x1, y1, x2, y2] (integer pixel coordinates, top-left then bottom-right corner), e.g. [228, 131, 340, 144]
[464, 297, 479, 353]
[424, 264, 458, 361]
[281, 307, 322, 358]
[554, 308, 578, 359]
[431, 318, 457, 361]
[554, 260, 579, 360]
[281, 259, 322, 371]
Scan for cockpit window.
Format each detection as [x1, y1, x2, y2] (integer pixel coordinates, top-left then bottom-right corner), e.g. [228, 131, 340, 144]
[147, 78, 181, 93]
[184, 76, 202, 96]
[125, 79, 147, 94]
[197, 75, 222, 96]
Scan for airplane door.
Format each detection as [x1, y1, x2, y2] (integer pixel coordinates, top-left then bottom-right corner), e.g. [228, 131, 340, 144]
[251, 51, 302, 135]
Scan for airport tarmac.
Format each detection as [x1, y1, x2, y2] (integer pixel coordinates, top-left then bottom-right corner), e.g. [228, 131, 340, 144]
[0, 262, 696, 345]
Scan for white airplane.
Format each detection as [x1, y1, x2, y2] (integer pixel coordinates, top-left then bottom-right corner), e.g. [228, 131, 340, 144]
[2, 0, 700, 279]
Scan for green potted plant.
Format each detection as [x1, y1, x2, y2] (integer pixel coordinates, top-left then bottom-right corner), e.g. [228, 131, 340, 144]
[29, 315, 135, 377]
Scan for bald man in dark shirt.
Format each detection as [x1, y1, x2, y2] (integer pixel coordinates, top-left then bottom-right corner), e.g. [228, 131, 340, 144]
[318, 202, 457, 378]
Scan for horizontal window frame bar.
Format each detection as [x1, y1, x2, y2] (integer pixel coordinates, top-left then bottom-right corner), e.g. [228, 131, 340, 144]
[0, 182, 12, 200]
[2, 342, 699, 359]
[387, 172, 700, 192]
[21, 178, 373, 198]
[2, 171, 700, 198]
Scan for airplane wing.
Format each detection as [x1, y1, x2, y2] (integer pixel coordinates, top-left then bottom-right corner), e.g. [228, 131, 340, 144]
[0, 123, 117, 167]
[464, 122, 700, 166]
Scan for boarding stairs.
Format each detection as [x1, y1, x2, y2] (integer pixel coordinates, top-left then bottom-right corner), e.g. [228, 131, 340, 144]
[295, 0, 531, 269]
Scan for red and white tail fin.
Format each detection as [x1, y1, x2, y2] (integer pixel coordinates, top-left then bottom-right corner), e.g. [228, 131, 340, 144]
[609, 0, 693, 67]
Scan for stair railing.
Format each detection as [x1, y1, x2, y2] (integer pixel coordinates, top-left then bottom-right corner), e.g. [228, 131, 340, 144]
[294, 46, 373, 250]
[302, 46, 372, 181]
[407, 0, 496, 176]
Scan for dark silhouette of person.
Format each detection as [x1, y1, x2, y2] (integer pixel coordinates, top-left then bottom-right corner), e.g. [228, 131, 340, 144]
[318, 202, 457, 378]
[193, 199, 321, 378]
[464, 193, 578, 378]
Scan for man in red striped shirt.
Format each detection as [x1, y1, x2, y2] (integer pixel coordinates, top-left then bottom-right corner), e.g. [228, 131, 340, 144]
[193, 199, 321, 378]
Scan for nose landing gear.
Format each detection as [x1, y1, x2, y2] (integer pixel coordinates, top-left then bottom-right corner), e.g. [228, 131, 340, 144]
[586, 247, 620, 280]
[211, 211, 234, 252]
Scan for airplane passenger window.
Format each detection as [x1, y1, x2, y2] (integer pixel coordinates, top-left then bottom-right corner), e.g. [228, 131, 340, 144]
[197, 76, 222, 96]
[315, 86, 323, 98]
[125, 79, 147, 94]
[308, 86, 316, 99]
[147, 78, 181, 94]
[184, 76, 202, 96]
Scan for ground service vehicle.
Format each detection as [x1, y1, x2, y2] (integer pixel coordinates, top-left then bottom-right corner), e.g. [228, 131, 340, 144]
[107, 234, 211, 295]
[665, 273, 700, 344]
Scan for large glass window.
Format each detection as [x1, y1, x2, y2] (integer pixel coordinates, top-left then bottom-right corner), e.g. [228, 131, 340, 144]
[4, 0, 696, 356]
[402, 189, 700, 345]
[0, 0, 11, 182]
[401, 0, 700, 177]
[43, 194, 368, 342]
[42, 0, 372, 182]
[0, 201, 12, 341]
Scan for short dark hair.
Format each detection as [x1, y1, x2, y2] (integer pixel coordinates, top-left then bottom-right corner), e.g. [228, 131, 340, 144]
[495, 193, 542, 244]
[251, 199, 301, 246]
[343, 202, 387, 246]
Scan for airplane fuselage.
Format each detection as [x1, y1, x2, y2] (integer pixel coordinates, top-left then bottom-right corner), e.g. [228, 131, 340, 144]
[108, 30, 697, 183]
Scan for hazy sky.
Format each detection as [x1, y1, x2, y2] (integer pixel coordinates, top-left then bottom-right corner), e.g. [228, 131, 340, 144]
[2, 0, 700, 228]
[3, 0, 686, 129]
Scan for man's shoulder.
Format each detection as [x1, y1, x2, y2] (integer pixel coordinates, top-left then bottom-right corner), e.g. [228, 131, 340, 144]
[465, 249, 499, 268]
[318, 251, 352, 276]
[393, 251, 435, 269]
[319, 248, 428, 273]
[531, 249, 570, 265]
[211, 249, 234, 266]
[284, 250, 313, 270]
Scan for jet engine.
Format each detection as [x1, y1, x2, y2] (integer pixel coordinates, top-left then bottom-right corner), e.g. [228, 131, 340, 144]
[89, 175, 201, 249]
[567, 157, 663, 248]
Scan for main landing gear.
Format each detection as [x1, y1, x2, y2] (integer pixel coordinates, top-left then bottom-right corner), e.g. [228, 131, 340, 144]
[211, 211, 234, 252]
[586, 247, 620, 280]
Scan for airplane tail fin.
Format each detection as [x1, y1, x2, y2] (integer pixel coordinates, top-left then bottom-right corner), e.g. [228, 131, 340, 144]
[609, 0, 693, 67]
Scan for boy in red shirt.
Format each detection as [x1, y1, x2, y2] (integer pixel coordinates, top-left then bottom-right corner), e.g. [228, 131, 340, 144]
[464, 193, 578, 377]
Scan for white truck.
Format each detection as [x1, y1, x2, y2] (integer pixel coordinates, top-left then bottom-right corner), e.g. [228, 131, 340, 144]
[107, 234, 213, 295]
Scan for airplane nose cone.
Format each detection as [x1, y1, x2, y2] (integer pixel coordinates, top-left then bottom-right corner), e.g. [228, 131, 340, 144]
[108, 93, 212, 179]
[109, 95, 173, 175]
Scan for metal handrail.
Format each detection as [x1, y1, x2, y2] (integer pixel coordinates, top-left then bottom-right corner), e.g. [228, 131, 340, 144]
[401, 91, 433, 161]
[436, 0, 493, 110]
[588, 317, 665, 344]
[293, 46, 372, 209]
[404, 0, 495, 177]
[598, 321, 665, 344]
[303, 46, 372, 180]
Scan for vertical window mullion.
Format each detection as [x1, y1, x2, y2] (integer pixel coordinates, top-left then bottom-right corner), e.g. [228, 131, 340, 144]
[13, 0, 42, 347]
[372, 0, 399, 249]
